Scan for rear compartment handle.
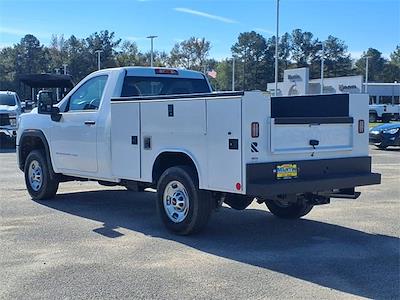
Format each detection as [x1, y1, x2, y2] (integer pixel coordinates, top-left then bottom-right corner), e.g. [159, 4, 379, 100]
[309, 139, 319, 149]
[84, 120, 96, 125]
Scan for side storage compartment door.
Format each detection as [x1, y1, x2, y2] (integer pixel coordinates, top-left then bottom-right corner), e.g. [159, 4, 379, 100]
[207, 99, 242, 193]
[111, 102, 141, 180]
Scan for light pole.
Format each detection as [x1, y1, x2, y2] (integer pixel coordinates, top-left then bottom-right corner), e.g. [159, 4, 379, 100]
[274, 0, 280, 96]
[232, 57, 235, 91]
[95, 50, 103, 70]
[62, 63, 68, 75]
[365, 56, 370, 93]
[318, 42, 325, 94]
[147, 35, 158, 67]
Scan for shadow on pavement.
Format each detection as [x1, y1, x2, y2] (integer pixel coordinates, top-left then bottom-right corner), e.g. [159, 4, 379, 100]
[36, 189, 399, 299]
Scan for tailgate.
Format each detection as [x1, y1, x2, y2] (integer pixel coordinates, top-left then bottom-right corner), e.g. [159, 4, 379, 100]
[270, 94, 358, 154]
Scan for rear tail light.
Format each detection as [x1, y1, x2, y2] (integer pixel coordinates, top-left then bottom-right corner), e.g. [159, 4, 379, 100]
[358, 119, 365, 133]
[251, 122, 259, 138]
[155, 68, 179, 75]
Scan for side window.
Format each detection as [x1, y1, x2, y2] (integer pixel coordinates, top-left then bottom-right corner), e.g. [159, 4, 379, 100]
[68, 75, 108, 111]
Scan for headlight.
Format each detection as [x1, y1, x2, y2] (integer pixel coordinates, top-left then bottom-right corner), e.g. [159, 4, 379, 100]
[9, 116, 17, 126]
[370, 130, 379, 135]
[383, 128, 399, 135]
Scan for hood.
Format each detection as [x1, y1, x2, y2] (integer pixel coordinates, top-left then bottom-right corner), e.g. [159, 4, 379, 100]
[370, 123, 400, 132]
[0, 105, 19, 113]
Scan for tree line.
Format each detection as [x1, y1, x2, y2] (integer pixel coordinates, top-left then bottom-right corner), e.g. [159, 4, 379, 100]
[0, 29, 399, 98]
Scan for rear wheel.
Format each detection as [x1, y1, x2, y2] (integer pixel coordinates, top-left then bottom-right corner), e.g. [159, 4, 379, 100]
[157, 166, 213, 235]
[265, 199, 313, 219]
[369, 112, 377, 123]
[382, 114, 391, 123]
[24, 150, 59, 200]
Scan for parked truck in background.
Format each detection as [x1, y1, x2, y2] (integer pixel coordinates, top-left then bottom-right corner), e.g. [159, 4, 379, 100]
[17, 67, 381, 235]
[0, 91, 23, 141]
[369, 103, 400, 123]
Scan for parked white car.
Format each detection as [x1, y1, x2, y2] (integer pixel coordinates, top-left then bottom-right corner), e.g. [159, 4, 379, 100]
[17, 67, 381, 235]
[0, 91, 23, 139]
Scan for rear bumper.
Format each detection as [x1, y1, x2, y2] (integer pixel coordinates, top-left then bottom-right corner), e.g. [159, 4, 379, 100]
[246, 156, 381, 197]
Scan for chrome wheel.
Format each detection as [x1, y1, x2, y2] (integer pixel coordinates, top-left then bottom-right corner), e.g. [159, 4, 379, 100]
[28, 160, 43, 191]
[163, 180, 190, 223]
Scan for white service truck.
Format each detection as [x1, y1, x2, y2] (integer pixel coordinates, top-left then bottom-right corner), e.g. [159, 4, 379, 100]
[369, 103, 400, 123]
[17, 67, 381, 235]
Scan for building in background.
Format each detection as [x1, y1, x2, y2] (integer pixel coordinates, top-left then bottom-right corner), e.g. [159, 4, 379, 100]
[267, 67, 399, 104]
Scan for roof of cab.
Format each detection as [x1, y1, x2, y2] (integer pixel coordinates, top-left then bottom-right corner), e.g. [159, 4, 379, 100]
[0, 91, 17, 95]
[94, 66, 206, 79]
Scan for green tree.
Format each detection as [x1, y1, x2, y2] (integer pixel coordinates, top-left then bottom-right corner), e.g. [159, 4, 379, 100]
[64, 35, 92, 82]
[115, 40, 140, 67]
[319, 35, 352, 78]
[14, 34, 47, 75]
[390, 45, 400, 67]
[169, 37, 211, 71]
[355, 48, 386, 82]
[231, 31, 269, 90]
[48, 34, 68, 73]
[212, 59, 234, 91]
[382, 46, 400, 82]
[86, 30, 121, 69]
[291, 29, 319, 69]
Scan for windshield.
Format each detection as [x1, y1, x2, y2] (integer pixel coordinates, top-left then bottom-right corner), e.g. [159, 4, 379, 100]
[0, 94, 16, 106]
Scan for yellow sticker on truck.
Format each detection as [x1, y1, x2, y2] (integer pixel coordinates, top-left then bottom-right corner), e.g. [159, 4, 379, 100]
[276, 163, 298, 179]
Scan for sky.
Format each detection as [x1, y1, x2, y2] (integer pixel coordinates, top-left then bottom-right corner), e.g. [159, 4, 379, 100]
[0, 0, 399, 60]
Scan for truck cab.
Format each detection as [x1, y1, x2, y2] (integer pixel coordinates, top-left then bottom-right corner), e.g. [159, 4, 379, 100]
[17, 67, 381, 235]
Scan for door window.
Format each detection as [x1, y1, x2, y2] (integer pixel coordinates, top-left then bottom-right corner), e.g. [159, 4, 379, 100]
[68, 75, 108, 111]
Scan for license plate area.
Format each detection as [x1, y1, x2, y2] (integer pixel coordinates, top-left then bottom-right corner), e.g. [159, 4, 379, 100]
[276, 163, 298, 180]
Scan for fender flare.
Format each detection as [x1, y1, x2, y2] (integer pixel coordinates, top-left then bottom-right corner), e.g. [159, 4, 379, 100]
[152, 149, 204, 188]
[19, 129, 56, 179]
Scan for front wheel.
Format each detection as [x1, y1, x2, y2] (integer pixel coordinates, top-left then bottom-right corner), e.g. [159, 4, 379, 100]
[24, 150, 59, 200]
[157, 166, 213, 235]
[265, 199, 313, 219]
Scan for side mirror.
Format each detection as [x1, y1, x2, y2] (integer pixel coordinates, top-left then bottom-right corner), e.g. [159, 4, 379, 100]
[37, 91, 61, 122]
[37, 91, 54, 114]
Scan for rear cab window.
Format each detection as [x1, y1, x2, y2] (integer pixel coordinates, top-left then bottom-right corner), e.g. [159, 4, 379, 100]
[121, 76, 211, 97]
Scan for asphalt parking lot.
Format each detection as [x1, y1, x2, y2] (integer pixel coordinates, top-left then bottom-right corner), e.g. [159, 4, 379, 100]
[0, 143, 399, 299]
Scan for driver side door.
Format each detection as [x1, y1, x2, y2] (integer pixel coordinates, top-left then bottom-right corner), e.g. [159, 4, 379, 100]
[50, 75, 108, 174]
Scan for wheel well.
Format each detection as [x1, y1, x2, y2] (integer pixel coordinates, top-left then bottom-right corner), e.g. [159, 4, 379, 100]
[19, 135, 46, 170]
[152, 152, 199, 185]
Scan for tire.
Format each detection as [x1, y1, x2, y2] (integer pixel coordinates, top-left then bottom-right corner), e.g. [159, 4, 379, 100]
[382, 114, 391, 123]
[24, 150, 59, 200]
[377, 143, 388, 150]
[224, 194, 254, 210]
[265, 199, 313, 219]
[156, 166, 213, 235]
[369, 112, 377, 123]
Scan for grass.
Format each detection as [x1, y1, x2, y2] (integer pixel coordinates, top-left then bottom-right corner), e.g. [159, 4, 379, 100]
[369, 121, 400, 128]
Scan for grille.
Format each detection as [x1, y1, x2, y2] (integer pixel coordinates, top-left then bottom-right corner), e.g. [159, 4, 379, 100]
[0, 114, 10, 126]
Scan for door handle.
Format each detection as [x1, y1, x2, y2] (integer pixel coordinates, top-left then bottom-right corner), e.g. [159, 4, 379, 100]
[84, 120, 96, 125]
